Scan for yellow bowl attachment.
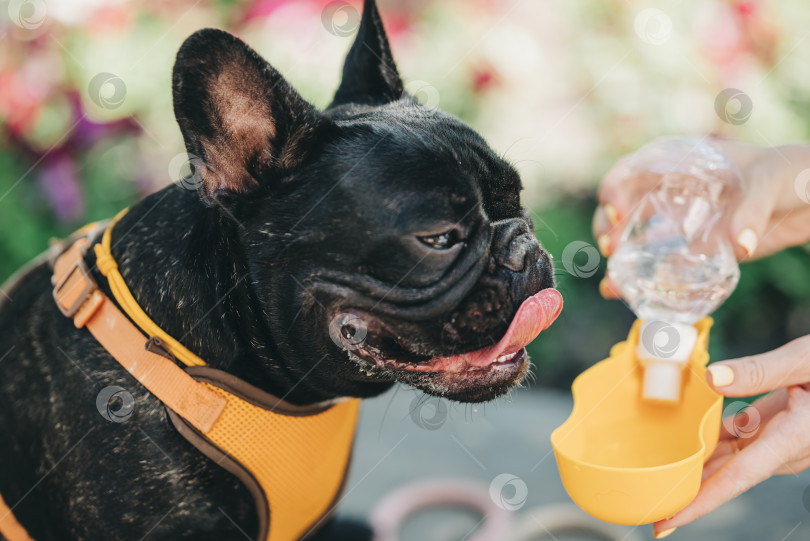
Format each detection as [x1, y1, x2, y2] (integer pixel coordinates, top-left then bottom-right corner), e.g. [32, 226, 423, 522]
[550, 318, 722, 525]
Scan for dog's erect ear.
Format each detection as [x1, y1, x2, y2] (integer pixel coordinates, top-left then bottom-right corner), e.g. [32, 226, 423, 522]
[173, 28, 326, 201]
[330, 0, 403, 107]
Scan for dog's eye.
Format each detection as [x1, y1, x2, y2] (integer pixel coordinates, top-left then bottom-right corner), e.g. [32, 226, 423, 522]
[419, 230, 460, 250]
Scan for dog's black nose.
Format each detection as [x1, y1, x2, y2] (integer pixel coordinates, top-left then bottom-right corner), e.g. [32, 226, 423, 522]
[491, 219, 541, 272]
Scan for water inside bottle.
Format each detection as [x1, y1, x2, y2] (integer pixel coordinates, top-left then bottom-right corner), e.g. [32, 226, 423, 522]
[608, 243, 739, 324]
[606, 138, 742, 324]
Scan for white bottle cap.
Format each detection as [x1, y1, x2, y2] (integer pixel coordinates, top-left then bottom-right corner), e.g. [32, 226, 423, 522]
[642, 360, 683, 403]
[636, 320, 699, 403]
[636, 320, 698, 364]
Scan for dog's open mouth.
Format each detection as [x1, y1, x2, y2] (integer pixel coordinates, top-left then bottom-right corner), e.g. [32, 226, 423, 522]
[348, 288, 563, 381]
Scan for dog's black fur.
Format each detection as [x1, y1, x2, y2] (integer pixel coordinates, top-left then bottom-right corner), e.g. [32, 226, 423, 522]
[0, 1, 554, 539]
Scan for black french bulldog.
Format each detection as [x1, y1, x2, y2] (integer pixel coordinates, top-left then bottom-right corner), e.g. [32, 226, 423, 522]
[0, 1, 559, 539]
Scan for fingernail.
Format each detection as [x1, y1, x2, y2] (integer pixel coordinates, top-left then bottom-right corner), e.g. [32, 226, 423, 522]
[597, 234, 611, 257]
[604, 204, 619, 226]
[708, 364, 735, 387]
[654, 527, 677, 539]
[737, 228, 758, 257]
[599, 278, 612, 298]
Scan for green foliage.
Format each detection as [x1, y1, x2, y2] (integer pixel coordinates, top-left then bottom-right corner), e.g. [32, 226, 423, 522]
[0, 151, 58, 281]
[526, 195, 634, 387]
[0, 138, 141, 283]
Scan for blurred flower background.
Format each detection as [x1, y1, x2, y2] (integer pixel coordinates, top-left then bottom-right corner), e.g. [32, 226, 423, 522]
[1, 0, 809, 387]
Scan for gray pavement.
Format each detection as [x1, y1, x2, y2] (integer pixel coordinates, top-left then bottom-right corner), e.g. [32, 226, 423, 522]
[337, 386, 810, 541]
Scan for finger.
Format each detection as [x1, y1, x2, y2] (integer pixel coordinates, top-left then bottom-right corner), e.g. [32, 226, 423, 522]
[593, 204, 609, 241]
[701, 452, 735, 481]
[595, 151, 675, 258]
[654, 437, 786, 533]
[659, 390, 810, 536]
[597, 156, 636, 217]
[748, 385, 810, 475]
[729, 163, 778, 261]
[592, 206, 617, 257]
[753, 207, 810, 259]
[710, 438, 742, 458]
[598, 276, 621, 299]
[775, 455, 810, 476]
[707, 335, 810, 396]
[593, 206, 625, 258]
[593, 202, 622, 239]
[718, 389, 788, 440]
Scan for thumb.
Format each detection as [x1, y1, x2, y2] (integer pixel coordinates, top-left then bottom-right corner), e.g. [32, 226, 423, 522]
[729, 170, 776, 261]
[707, 335, 810, 396]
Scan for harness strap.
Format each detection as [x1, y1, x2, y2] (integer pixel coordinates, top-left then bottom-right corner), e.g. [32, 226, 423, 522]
[51, 238, 227, 432]
[94, 209, 207, 367]
[0, 493, 35, 541]
[4, 220, 357, 541]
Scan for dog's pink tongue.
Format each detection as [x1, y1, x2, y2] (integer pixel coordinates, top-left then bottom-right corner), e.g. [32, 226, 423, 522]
[431, 288, 563, 371]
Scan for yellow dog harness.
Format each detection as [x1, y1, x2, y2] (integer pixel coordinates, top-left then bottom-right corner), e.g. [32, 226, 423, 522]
[0, 211, 359, 541]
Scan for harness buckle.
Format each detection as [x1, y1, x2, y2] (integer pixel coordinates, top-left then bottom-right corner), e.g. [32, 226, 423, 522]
[52, 245, 102, 327]
[145, 336, 177, 363]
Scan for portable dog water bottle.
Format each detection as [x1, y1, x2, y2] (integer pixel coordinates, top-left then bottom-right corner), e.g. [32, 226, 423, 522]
[551, 318, 721, 525]
[551, 138, 742, 525]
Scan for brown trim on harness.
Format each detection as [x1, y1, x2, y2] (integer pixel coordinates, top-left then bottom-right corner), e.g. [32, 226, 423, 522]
[166, 409, 271, 541]
[168, 409, 355, 541]
[166, 367, 356, 541]
[183, 367, 339, 417]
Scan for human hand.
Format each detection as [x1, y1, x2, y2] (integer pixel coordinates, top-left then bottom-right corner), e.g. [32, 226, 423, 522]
[594, 140, 810, 299]
[651, 334, 810, 538]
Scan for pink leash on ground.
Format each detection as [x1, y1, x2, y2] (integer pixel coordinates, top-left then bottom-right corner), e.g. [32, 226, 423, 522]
[369, 478, 512, 541]
[369, 478, 645, 541]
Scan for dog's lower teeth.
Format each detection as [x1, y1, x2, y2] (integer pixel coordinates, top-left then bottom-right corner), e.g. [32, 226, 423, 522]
[495, 352, 518, 364]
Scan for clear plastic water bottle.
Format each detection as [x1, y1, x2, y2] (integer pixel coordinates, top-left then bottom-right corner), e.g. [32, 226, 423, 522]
[607, 138, 742, 325]
[606, 138, 742, 402]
